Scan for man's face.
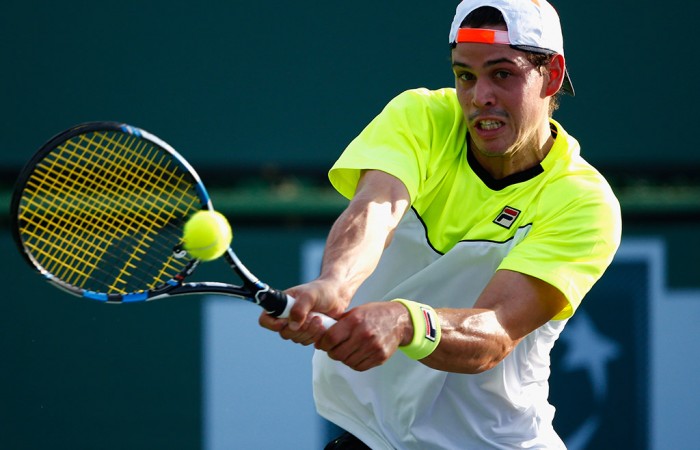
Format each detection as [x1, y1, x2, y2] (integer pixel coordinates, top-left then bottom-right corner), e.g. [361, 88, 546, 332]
[451, 27, 551, 160]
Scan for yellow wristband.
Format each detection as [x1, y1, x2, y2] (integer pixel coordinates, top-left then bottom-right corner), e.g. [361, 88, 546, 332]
[392, 299, 441, 360]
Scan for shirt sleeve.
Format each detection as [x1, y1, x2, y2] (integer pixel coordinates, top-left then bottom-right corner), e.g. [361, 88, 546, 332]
[328, 90, 437, 202]
[498, 176, 622, 319]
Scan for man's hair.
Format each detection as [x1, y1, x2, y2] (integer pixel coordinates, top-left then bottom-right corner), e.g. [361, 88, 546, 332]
[453, 6, 561, 114]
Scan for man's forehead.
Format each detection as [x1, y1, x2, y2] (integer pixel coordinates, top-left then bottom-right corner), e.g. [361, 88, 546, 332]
[451, 43, 530, 68]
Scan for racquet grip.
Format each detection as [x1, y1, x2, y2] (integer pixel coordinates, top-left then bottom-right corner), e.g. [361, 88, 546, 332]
[279, 295, 337, 329]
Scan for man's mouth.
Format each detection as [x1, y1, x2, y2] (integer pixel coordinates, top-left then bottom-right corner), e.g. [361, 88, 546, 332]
[477, 120, 504, 131]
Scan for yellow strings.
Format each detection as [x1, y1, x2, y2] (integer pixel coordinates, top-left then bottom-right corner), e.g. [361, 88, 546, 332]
[19, 131, 200, 293]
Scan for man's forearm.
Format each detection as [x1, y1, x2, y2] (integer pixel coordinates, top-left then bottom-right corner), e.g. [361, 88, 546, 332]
[318, 170, 411, 306]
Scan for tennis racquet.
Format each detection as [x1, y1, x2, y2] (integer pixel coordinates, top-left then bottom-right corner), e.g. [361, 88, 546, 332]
[10, 121, 335, 329]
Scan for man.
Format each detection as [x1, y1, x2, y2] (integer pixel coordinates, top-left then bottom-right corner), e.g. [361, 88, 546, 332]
[260, 0, 621, 448]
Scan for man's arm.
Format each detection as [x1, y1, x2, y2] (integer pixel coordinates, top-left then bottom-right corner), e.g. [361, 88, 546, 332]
[261, 168, 569, 374]
[258, 170, 410, 334]
[420, 269, 569, 373]
[315, 269, 568, 372]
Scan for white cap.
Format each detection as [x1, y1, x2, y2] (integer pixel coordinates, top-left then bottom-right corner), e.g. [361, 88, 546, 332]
[449, 0, 574, 95]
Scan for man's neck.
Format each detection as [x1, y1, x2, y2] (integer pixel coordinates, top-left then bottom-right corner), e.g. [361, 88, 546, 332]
[469, 122, 555, 180]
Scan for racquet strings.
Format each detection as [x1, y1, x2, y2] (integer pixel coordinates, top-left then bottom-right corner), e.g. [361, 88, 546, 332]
[17, 130, 201, 294]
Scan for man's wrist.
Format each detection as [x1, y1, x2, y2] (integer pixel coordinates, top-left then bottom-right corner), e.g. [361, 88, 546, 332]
[391, 299, 442, 360]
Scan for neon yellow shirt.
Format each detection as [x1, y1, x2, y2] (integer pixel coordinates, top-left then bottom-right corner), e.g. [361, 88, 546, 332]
[329, 87, 621, 318]
[315, 88, 622, 449]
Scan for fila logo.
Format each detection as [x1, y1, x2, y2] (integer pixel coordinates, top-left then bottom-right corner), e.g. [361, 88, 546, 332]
[420, 306, 438, 342]
[493, 206, 521, 229]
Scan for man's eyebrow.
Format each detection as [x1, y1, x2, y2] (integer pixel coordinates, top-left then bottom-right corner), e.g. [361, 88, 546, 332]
[452, 57, 516, 69]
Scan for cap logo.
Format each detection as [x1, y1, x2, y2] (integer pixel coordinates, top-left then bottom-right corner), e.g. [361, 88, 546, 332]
[494, 206, 521, 229]
[456, 28, 510, 45]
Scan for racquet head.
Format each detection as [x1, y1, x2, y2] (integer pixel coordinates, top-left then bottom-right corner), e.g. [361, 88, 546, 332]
[11, 122, 211, 302]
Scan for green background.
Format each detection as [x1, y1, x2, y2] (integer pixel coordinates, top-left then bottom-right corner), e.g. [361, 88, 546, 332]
[0, 0, 695, 171]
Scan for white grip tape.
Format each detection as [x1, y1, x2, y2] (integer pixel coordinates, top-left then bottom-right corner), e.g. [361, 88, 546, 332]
[281, 295, 337, 329]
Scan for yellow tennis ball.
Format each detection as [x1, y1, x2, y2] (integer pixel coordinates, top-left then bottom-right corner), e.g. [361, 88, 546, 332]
[182, 210, 232, 261]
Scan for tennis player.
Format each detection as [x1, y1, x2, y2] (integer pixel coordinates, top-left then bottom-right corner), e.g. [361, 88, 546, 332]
[260, 0, 621, 448]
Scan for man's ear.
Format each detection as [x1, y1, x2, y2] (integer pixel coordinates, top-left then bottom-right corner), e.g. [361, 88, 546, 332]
[545, 54, 566, 96]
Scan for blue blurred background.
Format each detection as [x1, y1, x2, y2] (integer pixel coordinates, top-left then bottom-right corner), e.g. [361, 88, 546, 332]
[1, 1, 698, 449]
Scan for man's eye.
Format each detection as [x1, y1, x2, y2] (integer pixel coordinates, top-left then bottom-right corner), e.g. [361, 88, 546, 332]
[494, 70, 511, 79]
[457, 72, 475, 81]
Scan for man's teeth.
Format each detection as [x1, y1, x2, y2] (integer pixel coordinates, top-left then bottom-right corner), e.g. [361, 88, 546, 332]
[479, 120, 502, 130]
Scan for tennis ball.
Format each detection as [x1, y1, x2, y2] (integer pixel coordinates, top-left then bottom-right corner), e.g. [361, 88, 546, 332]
[182, 210, 232, 261]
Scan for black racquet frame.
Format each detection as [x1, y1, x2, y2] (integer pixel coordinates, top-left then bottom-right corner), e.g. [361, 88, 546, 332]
[10, 121, 334, 327]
